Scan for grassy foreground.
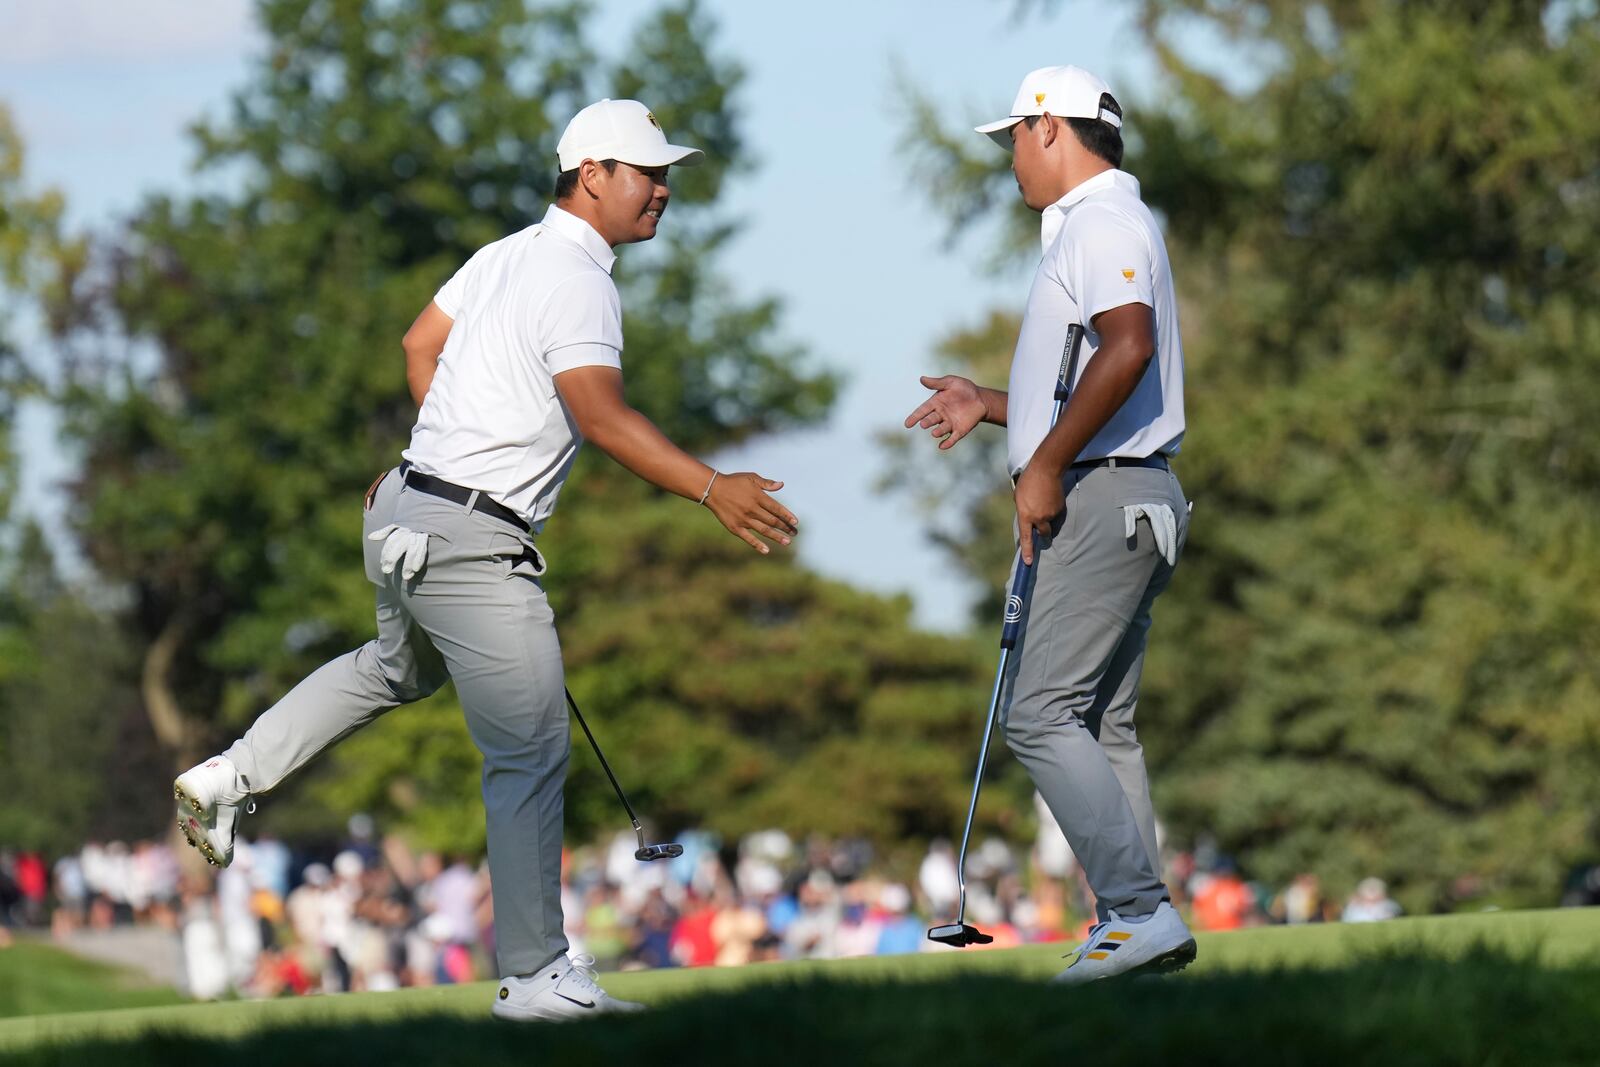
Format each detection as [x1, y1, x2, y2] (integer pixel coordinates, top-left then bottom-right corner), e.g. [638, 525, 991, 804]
[2, 908, 1598, 1065]
[0, 943, 183, 1021]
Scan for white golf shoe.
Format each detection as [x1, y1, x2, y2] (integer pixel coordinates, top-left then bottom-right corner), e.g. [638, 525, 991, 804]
[173, 754, 251, 868]
[1053, 901, 1197, 985]
[492, 954, 645, 1022]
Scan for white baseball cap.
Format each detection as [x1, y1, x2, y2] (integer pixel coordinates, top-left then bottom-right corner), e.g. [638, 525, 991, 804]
[974, 65, 1122, 150]
[556, 98, 705, 171]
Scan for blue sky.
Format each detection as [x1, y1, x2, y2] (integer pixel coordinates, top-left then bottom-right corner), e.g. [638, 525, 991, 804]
[0, 0, 1159, 630]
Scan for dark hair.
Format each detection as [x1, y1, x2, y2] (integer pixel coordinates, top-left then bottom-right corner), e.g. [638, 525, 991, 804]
[554, 158, 618, 200]
[1027, 93, 1124, 168]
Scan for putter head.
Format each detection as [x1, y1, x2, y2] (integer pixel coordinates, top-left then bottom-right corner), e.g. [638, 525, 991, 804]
[635, 843, 684, 862]
[927, 922, 993, 947]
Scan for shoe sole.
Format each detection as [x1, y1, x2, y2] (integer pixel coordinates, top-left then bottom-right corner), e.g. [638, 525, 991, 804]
[1125, 937, 1198, 980]
[173, 780, 224, 868]
[1055, 936, 1199, 986]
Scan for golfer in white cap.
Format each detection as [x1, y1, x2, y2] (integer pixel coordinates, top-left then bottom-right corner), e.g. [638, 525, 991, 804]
[907, 66, 1196, 982]
[173, 98, 799, 1020]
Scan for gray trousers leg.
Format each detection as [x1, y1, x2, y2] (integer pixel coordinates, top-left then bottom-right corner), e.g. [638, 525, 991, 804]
[388, 485, 570, 978]
[225, 468, 569, 977]
[225, 469, 449, 791]
[1001, 463, 1188, 921]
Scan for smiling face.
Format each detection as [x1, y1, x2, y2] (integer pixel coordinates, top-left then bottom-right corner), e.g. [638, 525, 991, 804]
[586, 160, 671, 245]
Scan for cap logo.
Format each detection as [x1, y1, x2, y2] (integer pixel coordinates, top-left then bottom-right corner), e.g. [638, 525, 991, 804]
[1034, 93, 1047, 106]
[645, 111, 660, 129]
[1121, 268, 1136, 282]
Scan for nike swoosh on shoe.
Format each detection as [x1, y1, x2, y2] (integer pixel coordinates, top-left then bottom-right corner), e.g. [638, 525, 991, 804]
[555, 993, 596, 1009]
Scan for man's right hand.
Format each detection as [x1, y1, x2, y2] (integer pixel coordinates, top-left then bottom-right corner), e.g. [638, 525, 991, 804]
[904, 375, 989, 449]
[704, 472, 799, 555]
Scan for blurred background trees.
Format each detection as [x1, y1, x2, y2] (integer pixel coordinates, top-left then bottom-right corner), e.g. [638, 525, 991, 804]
[1, 0, 1597, 911]
[894, 0, 1600, 911]
[3, 0, 1020, 861]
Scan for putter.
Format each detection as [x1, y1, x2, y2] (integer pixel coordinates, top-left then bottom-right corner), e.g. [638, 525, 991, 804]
[565, 687, 684, 862]
[929, 323, 1083, 948]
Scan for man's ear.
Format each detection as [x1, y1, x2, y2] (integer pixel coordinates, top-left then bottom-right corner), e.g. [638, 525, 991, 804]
[1040, 112, 1060, 148]
[578, 158, 606, 200]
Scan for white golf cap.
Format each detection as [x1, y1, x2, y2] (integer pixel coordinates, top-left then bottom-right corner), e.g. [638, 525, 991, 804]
[556, 98, 705, 171]
[974, 65, 1122, 150]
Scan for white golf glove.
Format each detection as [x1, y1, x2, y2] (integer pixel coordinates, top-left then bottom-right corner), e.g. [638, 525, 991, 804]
[1122, 503, 1181, 566]
[368, 524, 430, 580]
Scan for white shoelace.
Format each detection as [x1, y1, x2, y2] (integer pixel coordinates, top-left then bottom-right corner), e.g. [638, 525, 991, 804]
[562, 953, 607, 999]
[1067, 921, 1109, 964]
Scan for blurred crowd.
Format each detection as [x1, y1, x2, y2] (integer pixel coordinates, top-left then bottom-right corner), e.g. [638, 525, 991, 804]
[0, 798, 1420, 996]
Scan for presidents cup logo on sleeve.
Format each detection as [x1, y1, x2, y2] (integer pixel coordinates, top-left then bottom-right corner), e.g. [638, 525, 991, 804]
[1004, 595, 1024, 624]
[1122, 268, 1137, 283]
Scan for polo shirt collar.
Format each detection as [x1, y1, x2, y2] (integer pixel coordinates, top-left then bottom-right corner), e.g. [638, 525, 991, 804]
[1040, 169, 1140, 252]
[541, 204, 617, 274]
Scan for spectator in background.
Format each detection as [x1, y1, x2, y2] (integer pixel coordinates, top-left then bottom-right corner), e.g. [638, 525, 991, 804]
[252, 835, 293, 901]
[286, 863, 330, 986]
[873, 884, 924, 956]
[918, 840, 960, 922]
[1275, 873, 1325, 925]
[1342, 877, 1402, 923]
[178, 873, 229, 1000]
[670, 890, 720, 968]
[1190, 859, 1256, 931]
[833, 878, 886, 959]
[626, 891, 676, 970]
[14, 852, 47, 926]
[216, 845, 263, 988]
[783, 871, 841, 960]
[711, 885, 768, 967]
[0, 852, 19, 931]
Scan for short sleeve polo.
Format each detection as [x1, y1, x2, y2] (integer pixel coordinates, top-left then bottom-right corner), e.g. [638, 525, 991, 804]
[539, 271, 624, 375]
[403, 204, 624, 530]
[1005, 170, 1186, 477]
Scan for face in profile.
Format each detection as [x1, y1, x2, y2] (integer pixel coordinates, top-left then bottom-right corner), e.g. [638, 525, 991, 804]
[590, 161, 672, 245]
[1009, 116, 1054, 212]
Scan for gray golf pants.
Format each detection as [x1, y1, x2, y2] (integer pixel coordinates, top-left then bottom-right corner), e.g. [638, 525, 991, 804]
[225, 467, 569, 977]
[1001, 461, 1188, 922]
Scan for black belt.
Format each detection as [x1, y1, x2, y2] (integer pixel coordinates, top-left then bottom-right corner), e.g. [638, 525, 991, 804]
[1070, 454, 1170, 472]
[397, 462, 530, 534]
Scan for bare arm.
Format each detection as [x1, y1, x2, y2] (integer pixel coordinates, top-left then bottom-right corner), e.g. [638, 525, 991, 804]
[904, 376, 1008, 450]
[554, 365, 799, 554]
[1014, 302, 1157, 563]
[1025, 303, 1156, 478]
[403, 301, 454, 406]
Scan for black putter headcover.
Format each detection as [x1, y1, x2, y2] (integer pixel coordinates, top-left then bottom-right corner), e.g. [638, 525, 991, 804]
[927, 922, 993, 947]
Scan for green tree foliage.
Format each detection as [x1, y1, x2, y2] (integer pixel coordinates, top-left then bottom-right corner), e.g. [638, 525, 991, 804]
[898, 0, 1600, 909]
[40, 1, 1009, 855]
[0, 107, 139, 848]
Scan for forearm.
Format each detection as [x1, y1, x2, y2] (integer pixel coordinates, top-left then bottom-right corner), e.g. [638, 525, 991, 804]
[978, 386, 1009, 427]
[1027, 342, 1153, 476]
[406, 347, 440, 407]
[585, 406, 716, 501]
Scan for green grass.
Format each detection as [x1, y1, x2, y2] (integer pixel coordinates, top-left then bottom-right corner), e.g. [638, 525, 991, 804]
[3, 909, 1599, 1065]
[0, 942, 184, 1021]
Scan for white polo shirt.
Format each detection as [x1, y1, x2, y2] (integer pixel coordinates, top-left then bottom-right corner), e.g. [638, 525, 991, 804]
[403, 204, 623, 530]
[1006, 169, 1185, 478]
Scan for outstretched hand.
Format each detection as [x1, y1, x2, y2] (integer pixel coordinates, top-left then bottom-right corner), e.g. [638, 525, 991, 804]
[904, 375, 987, 450]
[704, 472, 799, 555]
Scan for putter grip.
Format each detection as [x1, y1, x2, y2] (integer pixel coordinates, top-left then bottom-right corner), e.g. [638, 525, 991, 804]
[999, 550, 1035, 650]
